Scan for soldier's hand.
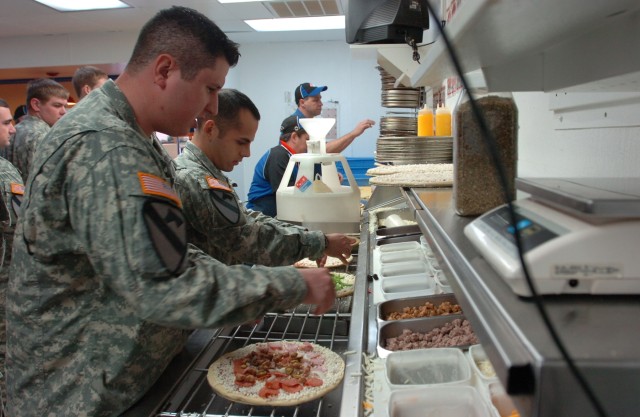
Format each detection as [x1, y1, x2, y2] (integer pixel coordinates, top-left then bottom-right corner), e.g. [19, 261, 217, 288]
[324, 233, 354, 264]
[299, 268, 336, 315]
[315, 255, 327, 268]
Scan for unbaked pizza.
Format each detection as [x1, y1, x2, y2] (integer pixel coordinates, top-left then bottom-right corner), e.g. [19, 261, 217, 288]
[331, 272, 356, 298]
[207, 341, 345, 406]
[294, 255, 353, 268]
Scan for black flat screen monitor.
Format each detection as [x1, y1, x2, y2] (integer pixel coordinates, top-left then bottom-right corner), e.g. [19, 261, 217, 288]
[346, 0, 429, 44]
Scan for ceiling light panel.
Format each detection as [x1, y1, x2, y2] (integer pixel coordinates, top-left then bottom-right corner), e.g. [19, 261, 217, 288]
[33, 0, 130, 12]
[264, 0, 343, 18]
[245, 15, 344, 31]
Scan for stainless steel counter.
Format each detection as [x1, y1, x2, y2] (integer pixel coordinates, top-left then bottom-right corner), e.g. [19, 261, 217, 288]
[405, 187, 640, 417]
[123, 186, 640, 417]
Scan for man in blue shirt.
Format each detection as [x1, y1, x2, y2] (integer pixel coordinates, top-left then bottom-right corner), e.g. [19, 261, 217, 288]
[247, 115, 308, 217]
[291, 82, 375, 154]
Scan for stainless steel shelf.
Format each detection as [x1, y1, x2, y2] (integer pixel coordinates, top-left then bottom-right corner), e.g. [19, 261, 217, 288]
[404, 187, 640, 417]
[376, 1, 640, 92]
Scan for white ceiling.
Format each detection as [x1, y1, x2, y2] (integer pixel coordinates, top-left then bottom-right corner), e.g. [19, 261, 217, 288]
[0, 0, 349, 81]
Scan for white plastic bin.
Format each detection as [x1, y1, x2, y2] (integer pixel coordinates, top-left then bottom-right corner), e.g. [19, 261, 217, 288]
[389, 385, 493, 417]
[386, 348, 471, 388]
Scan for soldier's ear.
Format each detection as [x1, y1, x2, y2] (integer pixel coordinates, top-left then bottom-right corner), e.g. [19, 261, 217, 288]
[204, 119, 216, 135]
[152, 54, 175, 88]
[30, 98, 41, 112]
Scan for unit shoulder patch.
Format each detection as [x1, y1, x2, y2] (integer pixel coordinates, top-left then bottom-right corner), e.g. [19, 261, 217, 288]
[205, 176, 232, 192]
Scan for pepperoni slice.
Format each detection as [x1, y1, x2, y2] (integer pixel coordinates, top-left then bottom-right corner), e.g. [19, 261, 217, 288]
[258, 386, 280, 398]
[265, 379, 281, 390]
[305, 377, 323, 387]
[235, 380, 255, 387]
[280, 378, 301, 387]
[233, 358, 247, 375]
[282, 384, 303, 393]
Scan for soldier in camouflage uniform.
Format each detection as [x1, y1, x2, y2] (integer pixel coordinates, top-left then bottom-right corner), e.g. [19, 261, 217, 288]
[11, 78, 69, 182]
[174, 89, 354, 267]
[0, 98, 23, 411]
[6, 7, 335, 417]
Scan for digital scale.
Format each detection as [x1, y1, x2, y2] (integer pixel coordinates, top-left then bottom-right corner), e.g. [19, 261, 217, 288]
[464, 178, 640, 296]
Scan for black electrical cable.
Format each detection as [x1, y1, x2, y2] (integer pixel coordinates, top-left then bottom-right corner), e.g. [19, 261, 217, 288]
[422, 2, 609, 417]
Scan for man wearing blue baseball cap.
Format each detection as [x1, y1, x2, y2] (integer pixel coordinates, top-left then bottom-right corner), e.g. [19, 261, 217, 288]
[292, 82, 375, 153]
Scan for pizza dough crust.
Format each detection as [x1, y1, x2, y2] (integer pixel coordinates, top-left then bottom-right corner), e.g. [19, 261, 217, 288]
[366, 163, 453, 177]
[207, 341, 345, 406]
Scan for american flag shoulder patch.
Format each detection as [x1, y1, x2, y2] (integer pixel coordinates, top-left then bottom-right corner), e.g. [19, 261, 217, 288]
[10, 183, 24, 195]
[205, 176, 232, 192]
[137, 172, 182, 207]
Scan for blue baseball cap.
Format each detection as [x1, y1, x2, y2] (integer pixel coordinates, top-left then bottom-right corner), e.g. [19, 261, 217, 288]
[280, 115, 305, 138]
[295, 83, 327, 103]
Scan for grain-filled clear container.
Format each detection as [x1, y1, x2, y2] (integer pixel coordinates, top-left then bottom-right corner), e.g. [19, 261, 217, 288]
[453, 93, 518, 216]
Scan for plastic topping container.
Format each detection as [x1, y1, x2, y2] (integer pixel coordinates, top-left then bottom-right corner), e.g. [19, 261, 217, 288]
[385, 348, 472, 388]
[378, 241, 421, 253]
[379, 262, 428, 278]
[381, 273, 435, 295]
[389, 385, 493, 417]
[379, 249, 424, 264]
[469, 344, 498, 382]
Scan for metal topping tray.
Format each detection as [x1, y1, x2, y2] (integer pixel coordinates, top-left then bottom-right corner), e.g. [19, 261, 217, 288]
[377, 293, 461, 323]
[377, 315, 475, 358]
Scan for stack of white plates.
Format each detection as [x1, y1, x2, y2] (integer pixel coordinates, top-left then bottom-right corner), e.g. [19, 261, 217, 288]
[376, 136, 453, 165]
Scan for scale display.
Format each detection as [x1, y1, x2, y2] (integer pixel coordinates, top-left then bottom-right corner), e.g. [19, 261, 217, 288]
[464, 198, 640, 297]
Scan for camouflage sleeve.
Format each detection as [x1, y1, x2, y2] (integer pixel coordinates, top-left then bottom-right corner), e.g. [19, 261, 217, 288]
[71, 146, 308, 329]
[225, 211, 325, 266]
[174, 170, 324, 266]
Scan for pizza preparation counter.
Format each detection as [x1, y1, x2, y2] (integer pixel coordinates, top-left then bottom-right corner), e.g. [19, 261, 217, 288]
[121, 251, 364, 417]
[122, 185, 640, 417]
[379, 186, 640, 417]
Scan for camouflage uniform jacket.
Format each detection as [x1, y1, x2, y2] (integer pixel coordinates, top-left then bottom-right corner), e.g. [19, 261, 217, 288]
[174, 141, 325, 266]
[6, 80, 308, 417]
[0, 157, 23, 402]
[10, 115, 50, 182]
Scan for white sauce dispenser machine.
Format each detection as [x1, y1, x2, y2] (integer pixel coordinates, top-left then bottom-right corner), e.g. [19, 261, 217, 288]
[276, 118, 361, 233]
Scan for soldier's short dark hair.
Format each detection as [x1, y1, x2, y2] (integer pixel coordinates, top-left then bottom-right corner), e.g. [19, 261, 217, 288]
[126, 6, 240, 81]
[26, 78, 69, 111]
[203, 89, 260, 136]
[0, 98, 9, 109]
[72, 66, 108, 98]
